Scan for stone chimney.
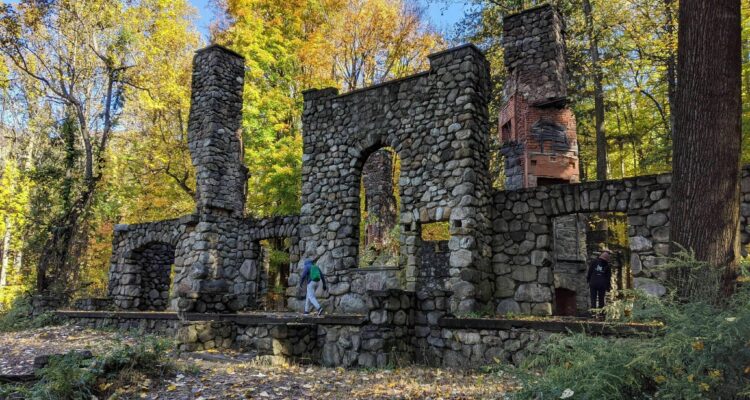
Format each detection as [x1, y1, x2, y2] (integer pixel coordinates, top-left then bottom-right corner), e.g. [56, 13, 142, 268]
[187, 45, 248, 217]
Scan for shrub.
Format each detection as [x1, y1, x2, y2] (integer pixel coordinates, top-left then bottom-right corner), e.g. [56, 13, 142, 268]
[0, 336, 177, 399]
[0, 294, 59, 332]
[511, 260, 750, 399]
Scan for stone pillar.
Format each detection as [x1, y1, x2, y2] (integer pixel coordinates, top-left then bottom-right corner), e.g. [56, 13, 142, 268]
[187, 45, 248, 217]
[176, 45, 248, 313]
[499, 5, 579, 190]
[427, 45, 494, 313]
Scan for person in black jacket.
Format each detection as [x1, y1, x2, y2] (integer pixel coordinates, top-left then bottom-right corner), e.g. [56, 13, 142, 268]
[586, 249, 612, 311]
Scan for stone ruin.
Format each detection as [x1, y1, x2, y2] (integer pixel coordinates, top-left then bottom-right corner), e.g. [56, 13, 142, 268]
[106, 4, 750, 320]
[74, 3, 750, 368]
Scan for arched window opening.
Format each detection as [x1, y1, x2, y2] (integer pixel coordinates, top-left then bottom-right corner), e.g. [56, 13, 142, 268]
[359, 147, 401, 267]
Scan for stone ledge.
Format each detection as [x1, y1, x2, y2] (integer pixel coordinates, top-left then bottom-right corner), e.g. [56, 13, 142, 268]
[351, 266, 401, 273]
[56, 310, 367, 326]
[438, 317, 660, 336]
[222, 313, 367, 326]
[56, 310, 180, 320]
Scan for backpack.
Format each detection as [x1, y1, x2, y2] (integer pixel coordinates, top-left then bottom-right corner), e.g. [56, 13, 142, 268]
[310, 264, 321, 282]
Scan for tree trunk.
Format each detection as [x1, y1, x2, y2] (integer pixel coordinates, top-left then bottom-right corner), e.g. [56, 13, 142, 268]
[36, 179, 95, 292]
[362, 149, 397, 254]
[0, 216, 10, 286]
[664, 0, 677, 161]
[583, 0, 607, 181]
[670, 0, 741, 295]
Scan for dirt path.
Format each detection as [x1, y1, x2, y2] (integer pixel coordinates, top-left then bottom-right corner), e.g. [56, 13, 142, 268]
[0, 324, 519, 399]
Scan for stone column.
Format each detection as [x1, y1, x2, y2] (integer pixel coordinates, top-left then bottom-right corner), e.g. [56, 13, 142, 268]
[427, 45, 493, 313]
[187, 45, 248, 217]
[176, 45, 248, 313]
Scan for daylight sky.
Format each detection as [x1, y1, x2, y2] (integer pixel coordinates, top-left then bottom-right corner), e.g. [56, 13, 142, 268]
[188, 0, 470, 41]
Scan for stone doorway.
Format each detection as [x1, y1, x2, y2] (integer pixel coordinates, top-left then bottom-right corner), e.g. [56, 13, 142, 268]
[259, 238, 293, 311]
[552, 212, 631, 315]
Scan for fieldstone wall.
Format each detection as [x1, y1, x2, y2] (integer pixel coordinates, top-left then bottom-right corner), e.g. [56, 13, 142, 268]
[492, 174, 674, 315]
[64, 315, 181, 336]
[73, 298, 113, 311]
[108, 218, 185, 310]
[30, 295, 66, 317]
[177, 321, 236, 351]
[419, 240, 451, 290]
[422, 326, 551, 367]
[108, 46, 301, 314]
[295, 44, 493, 314]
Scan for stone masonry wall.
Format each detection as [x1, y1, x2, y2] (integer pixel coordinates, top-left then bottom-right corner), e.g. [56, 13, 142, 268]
[295, 44, 493, 314]
[108, 218, 185, 310]
[108, 213, 299, 313]
[492, 174, 673, 315]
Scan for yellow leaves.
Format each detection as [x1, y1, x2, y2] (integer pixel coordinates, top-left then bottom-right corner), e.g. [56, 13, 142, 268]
[167, 384, 177, 391]
[699, 382, 710, 392]
[708, 369, 722, 379]
[654, 375, 667, 384]
[691, 340, 704, 351]
[687, 374, 695, 382]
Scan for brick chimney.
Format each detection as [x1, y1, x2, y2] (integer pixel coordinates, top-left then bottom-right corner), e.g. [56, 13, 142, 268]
[499, 4, 579, 189]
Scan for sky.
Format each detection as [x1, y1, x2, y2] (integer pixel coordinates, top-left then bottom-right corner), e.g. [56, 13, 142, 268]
[188, 0, 470, 41]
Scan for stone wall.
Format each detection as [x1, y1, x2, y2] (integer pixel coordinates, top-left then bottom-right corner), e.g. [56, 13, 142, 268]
[295, 44, 493, 314]
[418, 240, 451, 290]
[108, 46, 301, 315]
[178, 321, 236, 351]
[108, 217, 185, 310]
[492, 174, 673, 315]
[63, 314, 181, 336]
[421, 325, 551, 367]
[108, 210, 299, 313]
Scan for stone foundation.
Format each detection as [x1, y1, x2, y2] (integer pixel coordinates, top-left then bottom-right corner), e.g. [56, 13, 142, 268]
[57, 308, 655, 369]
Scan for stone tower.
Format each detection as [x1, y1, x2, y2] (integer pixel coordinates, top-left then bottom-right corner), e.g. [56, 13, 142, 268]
[499, 4, 579, 189]
[187, 45, 248, 217]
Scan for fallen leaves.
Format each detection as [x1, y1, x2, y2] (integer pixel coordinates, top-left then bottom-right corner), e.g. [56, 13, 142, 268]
[1, 324, 520, 399]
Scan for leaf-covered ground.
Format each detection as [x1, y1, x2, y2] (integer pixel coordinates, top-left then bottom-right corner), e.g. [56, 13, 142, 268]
[0, 325, 519, 399]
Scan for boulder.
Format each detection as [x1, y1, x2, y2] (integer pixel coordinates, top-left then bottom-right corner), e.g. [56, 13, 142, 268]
[514, 283, 552, 303]
[634, 277, 666, 297]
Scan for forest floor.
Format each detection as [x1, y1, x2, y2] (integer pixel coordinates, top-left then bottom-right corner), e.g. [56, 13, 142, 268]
[0, 325, 520, 399]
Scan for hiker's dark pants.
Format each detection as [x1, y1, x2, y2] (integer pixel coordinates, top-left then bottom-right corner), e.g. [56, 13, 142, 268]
[590, 287, 606, 309]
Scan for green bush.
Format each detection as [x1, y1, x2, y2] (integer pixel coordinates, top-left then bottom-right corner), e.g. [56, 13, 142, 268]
[0, 294, 59, 332]
[512, 278, 750, 399]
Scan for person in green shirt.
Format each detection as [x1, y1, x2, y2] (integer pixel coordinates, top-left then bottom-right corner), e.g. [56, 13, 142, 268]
[299, 259, 327, 315]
